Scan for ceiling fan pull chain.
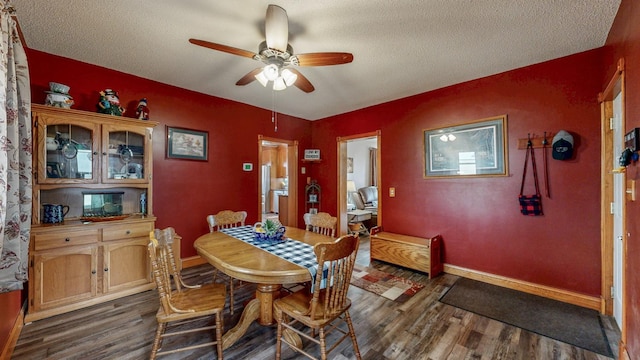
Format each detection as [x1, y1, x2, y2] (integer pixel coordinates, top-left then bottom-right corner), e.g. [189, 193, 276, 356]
[272, 90, 278, 132]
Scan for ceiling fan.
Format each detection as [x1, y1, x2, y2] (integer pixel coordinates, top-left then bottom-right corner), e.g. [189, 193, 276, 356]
[189, 4, 353, 93]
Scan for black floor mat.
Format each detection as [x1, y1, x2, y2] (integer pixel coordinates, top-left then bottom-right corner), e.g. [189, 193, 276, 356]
[440, 277, 612, 357]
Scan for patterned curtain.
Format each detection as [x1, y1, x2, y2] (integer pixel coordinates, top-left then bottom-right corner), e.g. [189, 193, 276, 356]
[369, 147, 377, 187]
[0, 1, 32, 293]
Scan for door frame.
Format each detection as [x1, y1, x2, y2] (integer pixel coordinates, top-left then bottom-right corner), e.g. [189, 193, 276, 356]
[598, 58, 627, 354]
[258, 135, 298, 228]
[337, 131, 381, 235]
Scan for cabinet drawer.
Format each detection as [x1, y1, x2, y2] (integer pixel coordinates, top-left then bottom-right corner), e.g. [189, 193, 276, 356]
[103, 222, 153, 241]
[33, 229, 99, 250]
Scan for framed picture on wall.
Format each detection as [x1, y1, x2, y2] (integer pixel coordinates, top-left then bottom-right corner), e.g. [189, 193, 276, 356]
[423, 115, 508, 178]
[166, 126, 208, 161]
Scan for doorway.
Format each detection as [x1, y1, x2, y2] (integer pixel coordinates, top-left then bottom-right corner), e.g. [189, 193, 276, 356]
[258, 136, 298, 227]
[599, 58, 626, 349]
[337, 131, 381, 235]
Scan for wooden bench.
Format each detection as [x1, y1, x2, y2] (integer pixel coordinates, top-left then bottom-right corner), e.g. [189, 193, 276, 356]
[369, 227, 443, 279]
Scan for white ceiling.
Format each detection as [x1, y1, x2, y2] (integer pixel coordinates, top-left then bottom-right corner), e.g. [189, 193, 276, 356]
[13, 0, 620, 120]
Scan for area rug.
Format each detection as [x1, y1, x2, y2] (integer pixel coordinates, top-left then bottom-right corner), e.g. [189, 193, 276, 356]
[439, 277, 612, 357]
[350, 264, 424, 303]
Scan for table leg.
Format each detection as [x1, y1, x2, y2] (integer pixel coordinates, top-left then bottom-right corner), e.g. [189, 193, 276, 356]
[221, 283, 282, 350]
[221, 298, 259, 349]
[257, 284, 281, 325]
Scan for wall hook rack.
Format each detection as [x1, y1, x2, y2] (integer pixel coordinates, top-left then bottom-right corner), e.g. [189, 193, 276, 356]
[517, 132, 556, 149]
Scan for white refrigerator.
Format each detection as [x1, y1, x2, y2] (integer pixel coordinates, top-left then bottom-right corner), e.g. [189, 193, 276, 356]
[261, 165, 271, 213]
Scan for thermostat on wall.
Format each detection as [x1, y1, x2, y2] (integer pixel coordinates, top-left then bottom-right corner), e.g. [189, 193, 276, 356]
[304, 149, 320, 160]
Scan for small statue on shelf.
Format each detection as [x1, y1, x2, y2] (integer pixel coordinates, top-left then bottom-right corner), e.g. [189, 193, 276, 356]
[135, 98, 149, 120]
[96, 89, 125, 116]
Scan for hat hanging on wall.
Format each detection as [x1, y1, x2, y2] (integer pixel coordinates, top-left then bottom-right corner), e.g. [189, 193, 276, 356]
[552, 130, 574, 160]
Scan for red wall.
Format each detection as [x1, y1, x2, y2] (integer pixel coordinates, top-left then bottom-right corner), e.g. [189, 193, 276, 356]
[311, 48, 604, 297]
[25, 49, 312, 259]
[604, 0, 640, 356]
[0, 290, 22, 355]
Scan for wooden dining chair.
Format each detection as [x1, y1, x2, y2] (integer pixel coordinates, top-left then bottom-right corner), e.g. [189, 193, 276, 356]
[273, 233, 362, 360]
[303, 212, 337, 237]
[148, 230, 227, 359]
[206, 210, 248, 314]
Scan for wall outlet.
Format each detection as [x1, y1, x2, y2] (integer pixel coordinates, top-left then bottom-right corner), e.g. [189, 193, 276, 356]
[389, 187, 396, 197]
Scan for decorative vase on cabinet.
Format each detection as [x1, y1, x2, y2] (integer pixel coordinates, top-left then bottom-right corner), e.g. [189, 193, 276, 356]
[26, 104, 160, 322]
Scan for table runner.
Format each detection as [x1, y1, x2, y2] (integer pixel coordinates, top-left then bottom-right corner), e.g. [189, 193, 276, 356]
[221, 226, 325, 289]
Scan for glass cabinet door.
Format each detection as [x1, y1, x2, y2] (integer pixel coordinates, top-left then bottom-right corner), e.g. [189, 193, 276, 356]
[40, 121, 98, 183]
[102, 124, 150, 183]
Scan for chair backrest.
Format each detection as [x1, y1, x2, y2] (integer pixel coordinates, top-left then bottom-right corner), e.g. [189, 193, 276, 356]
[207, 210, 247, 232]
[149, 229, 204, 316]
[148, 230, 177, 315]
[303, 212, 337, 237]
[310, 233, 359, 320]
[153, 227, 191, 291]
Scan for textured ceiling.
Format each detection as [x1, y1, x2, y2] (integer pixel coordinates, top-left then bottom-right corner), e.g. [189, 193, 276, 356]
[13, 0, 620, 120]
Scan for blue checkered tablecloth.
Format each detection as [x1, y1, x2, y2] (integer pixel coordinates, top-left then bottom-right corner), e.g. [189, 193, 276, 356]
[221, 226, 325, 289]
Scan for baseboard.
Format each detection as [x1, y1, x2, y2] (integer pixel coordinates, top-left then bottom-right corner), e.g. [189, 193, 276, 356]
[0, 302, 25, 360]
[182, 255, 206, 268]
[444, 264, 601, 311]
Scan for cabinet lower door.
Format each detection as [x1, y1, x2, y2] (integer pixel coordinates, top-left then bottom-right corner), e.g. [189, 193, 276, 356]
[32, 247, 98, 311]
[103, 238, 150, 293]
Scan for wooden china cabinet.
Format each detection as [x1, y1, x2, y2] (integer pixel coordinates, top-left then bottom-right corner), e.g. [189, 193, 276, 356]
[26, 104, 158, 322]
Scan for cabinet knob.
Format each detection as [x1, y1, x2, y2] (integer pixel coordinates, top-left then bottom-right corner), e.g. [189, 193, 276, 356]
[91, 270, 97, 274]
[65, 238, 70, 242]
[102, 152, 107, 156]
[93, 151, 98, 156]
[104, 268, 109, 272]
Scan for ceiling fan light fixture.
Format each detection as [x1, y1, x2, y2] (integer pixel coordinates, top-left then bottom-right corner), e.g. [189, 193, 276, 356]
[263, 64, 279, 81]
[281, 68, 297, 86]
[273, 77, 287, 91]
[255, 71, 268, 87]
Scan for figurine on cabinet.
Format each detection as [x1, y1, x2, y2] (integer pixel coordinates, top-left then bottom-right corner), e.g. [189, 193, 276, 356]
[96, 89, 125, 116]
[135, 98, 149, 120]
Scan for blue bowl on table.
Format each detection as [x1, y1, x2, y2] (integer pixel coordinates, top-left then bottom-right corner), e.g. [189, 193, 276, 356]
[253, 226, 286, 244]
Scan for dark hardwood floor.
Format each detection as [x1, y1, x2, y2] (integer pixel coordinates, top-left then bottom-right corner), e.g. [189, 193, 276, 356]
[12, 236, 620, 359]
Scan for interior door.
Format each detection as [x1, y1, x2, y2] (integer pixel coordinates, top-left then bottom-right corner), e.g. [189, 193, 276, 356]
[612, 91, 624, 325]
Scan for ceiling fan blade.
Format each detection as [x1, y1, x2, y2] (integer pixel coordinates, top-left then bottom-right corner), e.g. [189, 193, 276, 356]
[236, 68, 263, 86]
[288, 69, 315, 93]
[289, 52, 353, 66]
[189, 38, 257, 59]
[293, 52, 354, 66]
[265, 4, 288, 52]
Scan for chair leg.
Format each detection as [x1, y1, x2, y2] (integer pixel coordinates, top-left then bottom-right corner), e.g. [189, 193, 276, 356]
[215, 312, 224, 360]
[275, 310, 283, 360]
[150, 322, 166, 360]
[344, 311, 362, 360]
[319, 327, 328, 360]
[229, 279, 235, 315]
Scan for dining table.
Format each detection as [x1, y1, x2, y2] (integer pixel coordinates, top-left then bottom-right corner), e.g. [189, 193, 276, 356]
[194, 225, 335, 350]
